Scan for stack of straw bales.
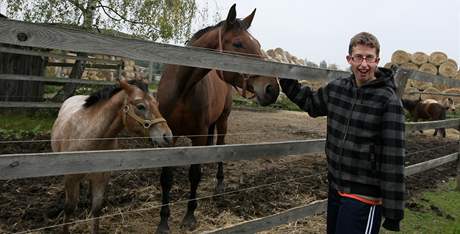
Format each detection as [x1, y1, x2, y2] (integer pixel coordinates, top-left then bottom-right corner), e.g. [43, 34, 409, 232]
[263, 48, 305, 65]
[386, 50, 460, 91]
[385, 50, 459, 79]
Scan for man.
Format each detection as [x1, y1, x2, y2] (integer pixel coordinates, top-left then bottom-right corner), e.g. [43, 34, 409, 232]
[279, 32, 405, 233]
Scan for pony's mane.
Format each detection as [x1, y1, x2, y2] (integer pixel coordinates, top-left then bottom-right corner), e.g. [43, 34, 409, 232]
[186, 19, 249, 45]
[83, 80, 148, 108]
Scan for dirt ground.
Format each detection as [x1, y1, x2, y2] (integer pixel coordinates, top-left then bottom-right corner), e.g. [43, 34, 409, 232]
[0, 108, 459, 233]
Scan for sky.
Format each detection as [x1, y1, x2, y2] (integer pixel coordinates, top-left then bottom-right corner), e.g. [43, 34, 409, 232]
[195, 0, 460, 70]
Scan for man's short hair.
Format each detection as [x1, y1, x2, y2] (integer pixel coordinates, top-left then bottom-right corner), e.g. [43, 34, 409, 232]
[348, 32, 380, 56]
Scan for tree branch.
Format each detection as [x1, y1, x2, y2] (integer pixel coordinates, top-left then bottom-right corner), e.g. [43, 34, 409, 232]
[66, 0, 85, 12]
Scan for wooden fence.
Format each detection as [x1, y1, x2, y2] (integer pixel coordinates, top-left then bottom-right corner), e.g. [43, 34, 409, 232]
[1, 18, 460, 233]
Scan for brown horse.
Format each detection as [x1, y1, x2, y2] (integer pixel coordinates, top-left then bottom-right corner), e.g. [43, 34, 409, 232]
[51, 79, 172, 233]
[156, 4, 279, 233]
[402, 97, 455, 137]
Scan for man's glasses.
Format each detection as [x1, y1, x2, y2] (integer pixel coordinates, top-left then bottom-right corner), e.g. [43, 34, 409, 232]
[350, 55, 378, 64]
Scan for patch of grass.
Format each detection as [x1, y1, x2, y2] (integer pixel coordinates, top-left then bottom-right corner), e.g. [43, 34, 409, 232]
[382, 179, 460, 233]
[0, 111, 56, 138]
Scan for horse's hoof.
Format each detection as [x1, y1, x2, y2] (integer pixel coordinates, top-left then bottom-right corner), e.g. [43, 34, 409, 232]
[155, 224, 170, 234]
[180, 215, 197, 231]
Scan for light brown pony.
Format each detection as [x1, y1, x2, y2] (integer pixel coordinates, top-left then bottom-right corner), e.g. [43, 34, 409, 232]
[402, 97, 455, 137]
[156, 4, 280, 233]
[51, 79, 172, 233]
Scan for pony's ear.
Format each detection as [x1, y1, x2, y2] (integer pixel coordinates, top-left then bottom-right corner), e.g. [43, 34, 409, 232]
[119, 79, 134, 95]
[242, 9, 256, 29]
[223, 4, 237, 31]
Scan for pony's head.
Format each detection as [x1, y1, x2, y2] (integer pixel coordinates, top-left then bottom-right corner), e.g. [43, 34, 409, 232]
[118, 80, 173, 146]
[188, 4, 279, 106]
[442, 97, 456, 113]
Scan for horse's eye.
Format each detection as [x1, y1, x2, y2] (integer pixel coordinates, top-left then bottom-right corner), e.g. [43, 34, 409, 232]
[233, 41, 243, 48]
[136, 103, 146, 111]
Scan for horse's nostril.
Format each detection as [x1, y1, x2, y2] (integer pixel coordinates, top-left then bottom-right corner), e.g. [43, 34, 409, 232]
[163, 133, 172, 145]
[265, 84, 274, 95]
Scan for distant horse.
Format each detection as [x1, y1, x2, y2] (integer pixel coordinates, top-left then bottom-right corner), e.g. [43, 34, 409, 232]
[51, 79, 173, 233]
[156, 4, 279, 233]
[402, 97, 455, 137]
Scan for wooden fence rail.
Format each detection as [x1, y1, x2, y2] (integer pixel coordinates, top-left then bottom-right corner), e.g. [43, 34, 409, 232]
[0, 139, 326, 180]
[0, 74, 115, 86]
[205, 152, 460, 234]
[1, 18, 460, 88]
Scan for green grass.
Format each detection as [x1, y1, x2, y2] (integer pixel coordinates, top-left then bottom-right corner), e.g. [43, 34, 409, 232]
[382, 179, 460, 234]
[0, 111, 56, 138]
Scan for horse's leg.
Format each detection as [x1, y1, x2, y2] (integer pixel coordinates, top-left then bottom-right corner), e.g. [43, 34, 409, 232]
[215, 111, 230, 195]
[156, 167, 173, 234]
[89, 173, 110, 234]
[63, 174, 84, 234]
[181, 136, 205, 231]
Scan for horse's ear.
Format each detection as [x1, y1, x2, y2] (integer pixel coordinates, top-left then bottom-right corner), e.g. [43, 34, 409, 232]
[242, 9, 256, 29]
[119, 79, 134, 95]
[223, 4, 237, 31]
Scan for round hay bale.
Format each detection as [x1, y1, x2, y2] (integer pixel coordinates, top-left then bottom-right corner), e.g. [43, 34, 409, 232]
[428, 51, 448, 66]
[421, 87, 441, 100]
[438, 61, 458, 78]
[417, 81, 433, 91]
[442, 88, 460, 104]
[447, 58, 458, 68]
[391, 50, 410, 64]
[400, 62, 419, 71]
[456, 70, 460, 80]
[403, 86, 420, 100]
[419, 63, 438, 75]
[410, 52, 429, 65]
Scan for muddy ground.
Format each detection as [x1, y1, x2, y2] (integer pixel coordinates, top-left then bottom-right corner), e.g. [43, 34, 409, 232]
[0, 109, 458, 233]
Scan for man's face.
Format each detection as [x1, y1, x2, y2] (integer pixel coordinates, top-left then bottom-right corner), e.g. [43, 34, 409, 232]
[346, 44, 380, 87]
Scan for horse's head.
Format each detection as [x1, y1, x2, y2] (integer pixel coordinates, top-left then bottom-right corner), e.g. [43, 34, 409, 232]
[119, 80, 173, 146]
[188, 4, 279, 106]
[442, 97, 456, 113]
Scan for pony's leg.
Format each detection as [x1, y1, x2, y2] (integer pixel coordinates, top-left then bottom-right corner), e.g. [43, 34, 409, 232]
[215, 112, 230, 195]
[63, 174, 84, 234]
[156, 167, 173, 234]
[89, 173, 110, 234]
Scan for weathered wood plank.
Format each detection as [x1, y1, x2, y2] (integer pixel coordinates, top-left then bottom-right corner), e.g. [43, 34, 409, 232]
[0, 139, 326, 180]
[0, 74, 115, 85]
[0, 101, 61, 108]
[47, 62, 120, 70]
[0, 19, 347, 81]
[405, 119, 460, 131]
[0, 46, 123, 64]
[405, 153, 458, 176]
[205, 199, 327, 234]
[405, 91, 460, 97]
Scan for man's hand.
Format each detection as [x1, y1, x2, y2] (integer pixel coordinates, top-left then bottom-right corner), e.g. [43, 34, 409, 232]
[278, 77, 300, 95]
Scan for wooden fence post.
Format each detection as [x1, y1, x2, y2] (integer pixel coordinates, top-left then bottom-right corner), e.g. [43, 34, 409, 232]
[457, 121, 460, 191]
[393, 68, 413, 99]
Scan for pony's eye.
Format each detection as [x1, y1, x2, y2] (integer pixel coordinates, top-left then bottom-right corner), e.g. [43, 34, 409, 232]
[233, 41, 243, 48]
[136, 103, 146, 111]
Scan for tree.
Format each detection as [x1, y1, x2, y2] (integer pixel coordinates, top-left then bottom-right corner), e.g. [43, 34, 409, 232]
[319, 60, 328, 69]
[3, 0, 197, 42]
[2, 0, 198, 100]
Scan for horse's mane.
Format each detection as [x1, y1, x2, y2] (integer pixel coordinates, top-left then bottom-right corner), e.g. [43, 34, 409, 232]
[83, 80, 148, 108]
[186, 19, 249, 46]
[401, 98, 419, 111]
